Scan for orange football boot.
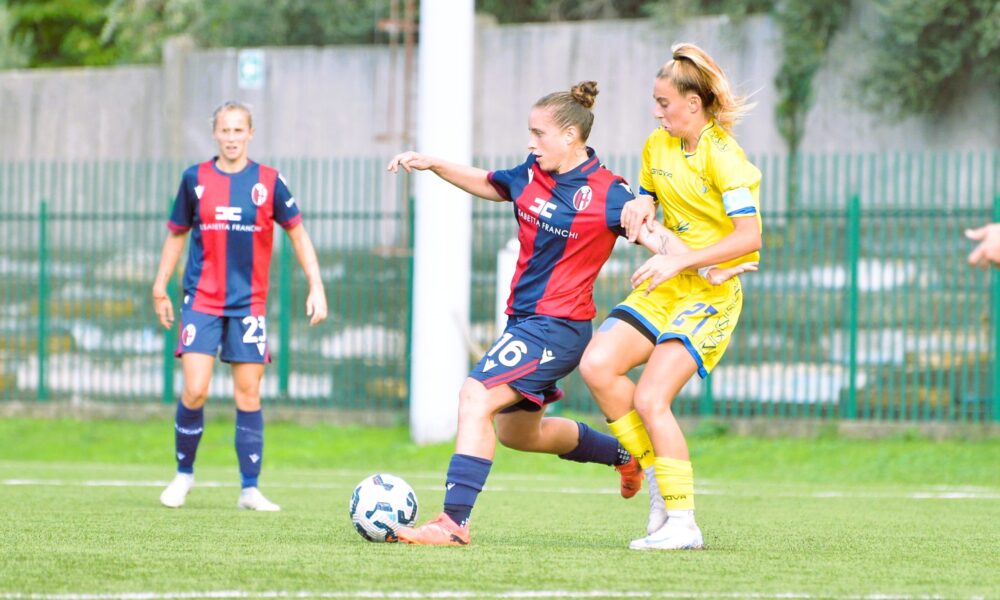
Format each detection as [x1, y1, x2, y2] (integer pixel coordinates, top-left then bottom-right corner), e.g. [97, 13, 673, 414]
[396, 512, 471, 546]
[615, 456, 643, 498]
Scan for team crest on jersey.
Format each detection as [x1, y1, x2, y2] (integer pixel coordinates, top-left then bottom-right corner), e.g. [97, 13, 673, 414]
[572, 185, 593, 211]
[251, 183, 268, 206]
[181, 324, 197, 346]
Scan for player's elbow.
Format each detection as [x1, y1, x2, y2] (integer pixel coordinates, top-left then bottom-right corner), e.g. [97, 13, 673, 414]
[743, 229, 763, 254]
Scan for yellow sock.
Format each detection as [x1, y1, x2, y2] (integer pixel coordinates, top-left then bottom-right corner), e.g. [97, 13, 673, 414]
[607, 410, 655, 469]
[654, 457, 695, 511]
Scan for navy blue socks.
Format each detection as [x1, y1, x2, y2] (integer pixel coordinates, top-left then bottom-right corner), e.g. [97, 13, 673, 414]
[558, 421, 629, 466]
[235, 408, 264, 489]
[443, 453, 493, 527]
[174, 401, 204, 474]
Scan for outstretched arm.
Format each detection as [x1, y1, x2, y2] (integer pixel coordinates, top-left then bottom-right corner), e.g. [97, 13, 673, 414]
[631, 217, 762, 294]
[634, 220, 757, 285]
[151, 231, 187, 329]
[387, 151, 504, 202]
[286, 224, 328, 326]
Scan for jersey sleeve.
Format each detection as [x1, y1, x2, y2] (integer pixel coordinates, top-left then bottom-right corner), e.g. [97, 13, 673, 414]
[273, 172, 303, 229]
[167, 170, 196, 233]
[638, 134, 657, 200]
[486, 155, 532, 201]
[710, 148, 761, 217]
[604, 178, 635, 237]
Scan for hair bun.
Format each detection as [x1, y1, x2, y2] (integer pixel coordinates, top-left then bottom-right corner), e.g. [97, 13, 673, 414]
[570, 81, 599, 109]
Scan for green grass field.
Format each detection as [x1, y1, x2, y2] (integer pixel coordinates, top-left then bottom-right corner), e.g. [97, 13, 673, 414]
[1, 417, 998, 599]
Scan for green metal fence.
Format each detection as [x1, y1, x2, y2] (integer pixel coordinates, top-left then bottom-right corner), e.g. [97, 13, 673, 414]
[1, 152, 998, 422]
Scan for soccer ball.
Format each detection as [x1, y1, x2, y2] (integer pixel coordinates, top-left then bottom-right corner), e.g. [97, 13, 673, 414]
[349, 473, 419, 542]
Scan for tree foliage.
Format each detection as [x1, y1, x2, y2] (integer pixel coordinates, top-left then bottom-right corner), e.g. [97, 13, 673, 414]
[0, 0, 32, 68]
[476, 0, 648, 22]
[6, 0, 392, 66]
[856, 0, 1000, 119]
[642, 0, 773, 25]
[8, 0, 117, 66]
[772, 0, 850, 152]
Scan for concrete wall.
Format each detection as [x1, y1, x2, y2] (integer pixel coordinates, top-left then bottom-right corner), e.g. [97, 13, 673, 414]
[0, 13, 996, 162]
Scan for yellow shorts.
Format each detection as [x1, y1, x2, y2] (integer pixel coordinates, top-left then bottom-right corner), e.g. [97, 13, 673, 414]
[611, 272, 743, 378]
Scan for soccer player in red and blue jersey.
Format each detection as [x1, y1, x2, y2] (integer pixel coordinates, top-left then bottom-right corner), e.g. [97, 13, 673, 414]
[385, 81, 703, 545]
[151, 101, 327, 511]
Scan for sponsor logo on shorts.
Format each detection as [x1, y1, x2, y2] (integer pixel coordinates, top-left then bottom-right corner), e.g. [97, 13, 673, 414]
[540, 348, 556, 364]
[181, 324, 197, 346]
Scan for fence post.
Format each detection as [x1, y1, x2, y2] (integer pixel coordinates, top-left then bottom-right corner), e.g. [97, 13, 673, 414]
[405, 194, 416, 411]
[699, 373, 713, 416]
[845, 194, 861, 419]
[37, 201, 48, 401]
[161, 275, 177, 404]
[278, 232, 292, 399]
[992, 195, 1000, 422]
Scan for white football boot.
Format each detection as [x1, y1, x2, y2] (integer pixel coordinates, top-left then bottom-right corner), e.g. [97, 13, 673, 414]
[237, 487, 281, 511]
[645, 466, 668, 534]
[629, 510, 704, 550]
[159, 473, 194, 508]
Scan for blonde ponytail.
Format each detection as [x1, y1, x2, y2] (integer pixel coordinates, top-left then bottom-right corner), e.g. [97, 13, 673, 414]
[657, 42, 752, 132]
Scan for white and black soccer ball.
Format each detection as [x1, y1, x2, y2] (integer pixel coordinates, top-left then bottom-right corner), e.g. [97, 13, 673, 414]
[349, 473, 419, 542]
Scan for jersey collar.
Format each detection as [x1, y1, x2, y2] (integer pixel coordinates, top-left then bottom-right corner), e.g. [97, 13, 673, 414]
[681, 121, 716, 157]
[552, 146, 601, 182]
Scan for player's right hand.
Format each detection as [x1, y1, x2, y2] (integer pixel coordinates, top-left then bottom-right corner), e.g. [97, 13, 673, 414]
[153, 293, 174, 329]
[386, 151, 435, 174]
[966, 223, 1000, 268]
[706, 261, 759, 285]
[622, 195, 657, 243]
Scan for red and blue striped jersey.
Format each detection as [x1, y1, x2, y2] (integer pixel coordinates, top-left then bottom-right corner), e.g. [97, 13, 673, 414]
[167, 158, 303, 317]
[487, 149, 633, 320]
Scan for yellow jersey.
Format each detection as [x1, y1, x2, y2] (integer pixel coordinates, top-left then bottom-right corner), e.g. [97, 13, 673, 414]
[638, 121, 762, 269]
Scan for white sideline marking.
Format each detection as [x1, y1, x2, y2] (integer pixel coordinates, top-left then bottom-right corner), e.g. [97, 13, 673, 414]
[0, 592, 986, 599]
[2, 478, 999, 501]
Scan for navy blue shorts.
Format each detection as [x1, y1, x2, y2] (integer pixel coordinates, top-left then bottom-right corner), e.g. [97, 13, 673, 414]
[469, 314, 591, 412]
[175, 307, 271, 364]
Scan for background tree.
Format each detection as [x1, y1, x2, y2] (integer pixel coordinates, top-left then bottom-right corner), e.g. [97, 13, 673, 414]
[475, 0, 647, 22]
[0, 0, 33, 68]
[856, 0, 1000, 119]
[8, 0, 117, 66]
[771, 0, 849, 214]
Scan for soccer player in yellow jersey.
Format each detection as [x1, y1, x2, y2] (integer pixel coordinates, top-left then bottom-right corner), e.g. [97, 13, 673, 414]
[579, 42, 763, 550]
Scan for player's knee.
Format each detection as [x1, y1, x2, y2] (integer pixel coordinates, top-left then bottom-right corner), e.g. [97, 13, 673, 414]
[457, 387, 491, 424]
[578, 347, 608, 388]
[633, 387, 664, 422]
[181, 385, 209, 409]
[579, 346, 617, 389]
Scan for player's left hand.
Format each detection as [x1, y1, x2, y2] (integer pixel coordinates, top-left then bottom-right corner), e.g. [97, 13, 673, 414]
[631, 254, 686, 294]
[965, 223, 1000, 269]
[152, 293, 174, 329]
[386, 151, 436, 174]
[621, 196, 657, 243]
[306, 285, 328, 326]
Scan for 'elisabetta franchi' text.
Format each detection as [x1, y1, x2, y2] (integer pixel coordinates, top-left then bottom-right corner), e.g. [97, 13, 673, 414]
[200, 223, 264, 233]
[517, 208, 580, 239]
